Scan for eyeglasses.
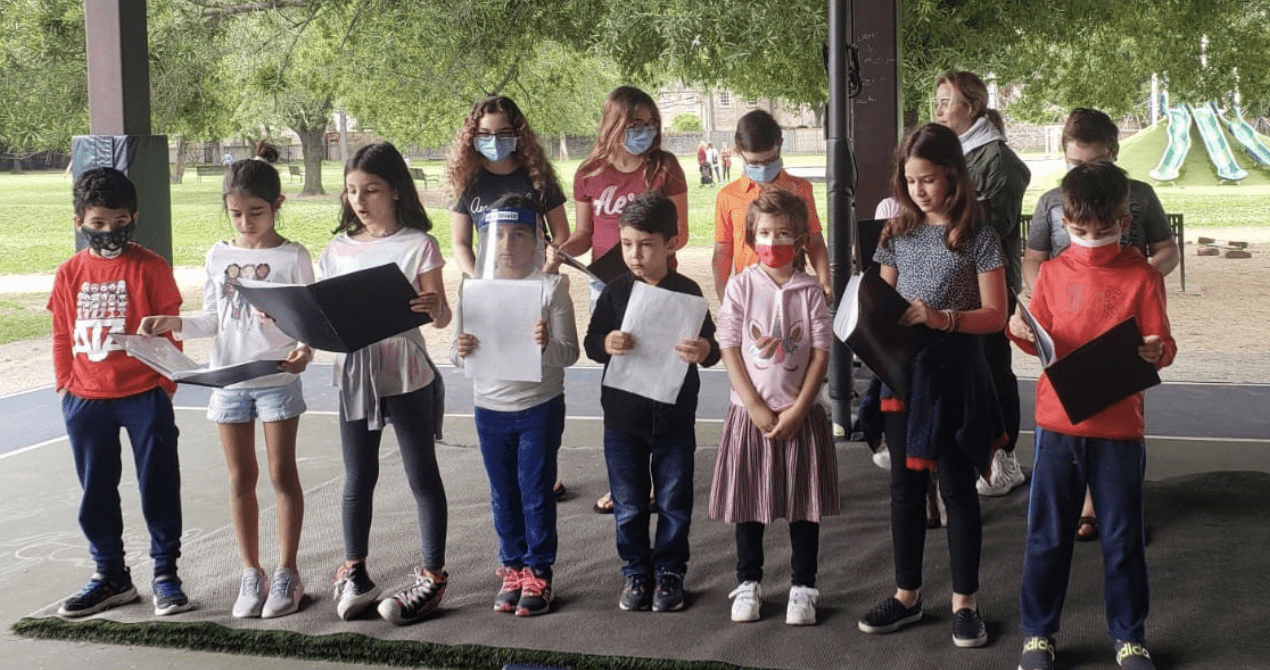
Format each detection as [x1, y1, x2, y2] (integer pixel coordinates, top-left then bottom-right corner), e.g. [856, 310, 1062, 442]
[935, 97, 967, 113]
[474, 131, 517, 140]
[625, 120, 657, 131]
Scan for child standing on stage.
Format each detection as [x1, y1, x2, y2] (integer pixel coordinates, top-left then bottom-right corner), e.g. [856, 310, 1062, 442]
[139, 160, 314, 619]
[856, 124, 1008, 648]
[709, 187, 838, 626]
[50, 167, 190, 617]
[1009, 161, 1174, 670]
[583, 192, 720, 613]
[321, 142, 452, 626]
[447, 95, 571, 277]
[453, 195, 579, 617]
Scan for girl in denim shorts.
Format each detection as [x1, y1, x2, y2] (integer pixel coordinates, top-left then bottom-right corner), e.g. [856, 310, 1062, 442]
[141, 159, 315, 619]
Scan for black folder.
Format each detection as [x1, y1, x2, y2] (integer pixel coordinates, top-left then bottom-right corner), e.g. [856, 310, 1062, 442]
[1044, 317, 1161, 424]
[111, 334, 285, 388]
[855, 218, 885, 273]
[235, 263, 431, 353]
[558, 243, 627, 285]
[834, 265, 917, 399]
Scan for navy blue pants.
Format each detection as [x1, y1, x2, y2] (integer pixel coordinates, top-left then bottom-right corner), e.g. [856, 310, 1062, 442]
[475, 394, 565, 577]
[1019, 428, 1149, 642]
[603, 427, 695, 579]
[62, 388, 182, 578]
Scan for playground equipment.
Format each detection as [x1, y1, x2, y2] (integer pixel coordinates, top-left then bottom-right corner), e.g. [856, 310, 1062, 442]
[1189, 102, 1248, 182]
[1150, 104, 1191, 182]
[1222, 107, 1270, 167]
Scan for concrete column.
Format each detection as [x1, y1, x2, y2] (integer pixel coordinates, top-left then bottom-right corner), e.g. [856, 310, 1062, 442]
[73, 0, 171, 262]
[850, 0, 900, 219]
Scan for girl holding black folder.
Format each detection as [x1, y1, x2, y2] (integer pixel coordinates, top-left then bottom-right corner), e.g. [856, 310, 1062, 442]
[856, 124, 1008, 648]
[140, 159, 313, 619]
[320, 142, 452, 626]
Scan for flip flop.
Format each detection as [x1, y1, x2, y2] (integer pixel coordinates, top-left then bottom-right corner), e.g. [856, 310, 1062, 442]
[593, 492, 614, 514]
[1075, 516, 1099, 542]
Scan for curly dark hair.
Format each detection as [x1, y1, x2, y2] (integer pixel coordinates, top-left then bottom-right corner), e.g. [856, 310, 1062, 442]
[73, 167, 137, 216]
[446, 96, 563, 210]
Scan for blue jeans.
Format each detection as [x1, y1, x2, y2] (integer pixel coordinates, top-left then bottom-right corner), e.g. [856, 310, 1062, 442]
[475, 395, 565, 575]
[1019, 428, 1149, 642]
[603, 427, 695, 578]
[62, 388, 182, 578]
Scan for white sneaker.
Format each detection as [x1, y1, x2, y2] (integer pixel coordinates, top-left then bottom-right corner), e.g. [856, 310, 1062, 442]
[232, 568, 266, 618]
[262, 566, 304, 618]
[872, 448, 891, 470]
[729, 581, 762, 622]
[977, 449, 1025, 497]
[786, 585, 819, 626]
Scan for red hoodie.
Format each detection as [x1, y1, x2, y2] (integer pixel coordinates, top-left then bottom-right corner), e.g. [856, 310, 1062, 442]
[1008, 243, 1175, 440]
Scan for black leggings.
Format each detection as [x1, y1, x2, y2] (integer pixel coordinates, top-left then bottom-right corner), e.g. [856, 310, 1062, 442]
[735, 520, 820, 587]
[885, 410, 981, 595]
[340, 386, 447, 570]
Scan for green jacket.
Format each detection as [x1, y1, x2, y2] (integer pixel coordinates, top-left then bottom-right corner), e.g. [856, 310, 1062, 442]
[965, 140, 1030, 292]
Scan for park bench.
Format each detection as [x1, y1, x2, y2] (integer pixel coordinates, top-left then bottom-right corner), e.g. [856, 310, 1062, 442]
[1017, 212, 1185, 291]
[409, 166, 429, 190]
[288, 164, 303, 182]
[194, 165, 225, 182]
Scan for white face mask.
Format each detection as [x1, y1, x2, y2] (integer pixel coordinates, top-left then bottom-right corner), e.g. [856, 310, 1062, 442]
[1066, 230, 1120, 248]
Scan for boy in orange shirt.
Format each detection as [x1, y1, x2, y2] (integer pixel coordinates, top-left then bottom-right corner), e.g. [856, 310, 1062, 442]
[1008, 161, 1174, 670]
[711, 110, 831, 302]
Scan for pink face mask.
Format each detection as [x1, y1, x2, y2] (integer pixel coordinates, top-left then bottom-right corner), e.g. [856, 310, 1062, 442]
[755, 241, 796, 268]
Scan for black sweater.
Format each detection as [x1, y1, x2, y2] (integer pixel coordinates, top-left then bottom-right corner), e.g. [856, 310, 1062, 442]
[584, 272, 721, 435]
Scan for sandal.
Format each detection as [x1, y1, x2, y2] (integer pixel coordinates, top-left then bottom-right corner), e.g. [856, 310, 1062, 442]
[553, 481, 569, 502]
[593, 492, 614, 514]
[1075, 516, 1099, 542]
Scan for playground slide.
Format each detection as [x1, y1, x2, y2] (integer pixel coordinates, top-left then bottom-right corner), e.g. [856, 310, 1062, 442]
[1188, 102, 1248, 182]
[1222, 106, 1270, 167]
[1149, 104, 1191, 182]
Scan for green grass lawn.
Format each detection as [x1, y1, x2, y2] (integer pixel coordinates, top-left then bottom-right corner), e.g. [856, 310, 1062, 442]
[2, 150, 1267, 277]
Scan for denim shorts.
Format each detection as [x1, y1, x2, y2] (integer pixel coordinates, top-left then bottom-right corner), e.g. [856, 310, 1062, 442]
[207, 378, 306, 424]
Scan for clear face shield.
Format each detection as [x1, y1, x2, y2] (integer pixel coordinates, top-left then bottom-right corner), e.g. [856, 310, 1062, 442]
[474, 207, 546, 280]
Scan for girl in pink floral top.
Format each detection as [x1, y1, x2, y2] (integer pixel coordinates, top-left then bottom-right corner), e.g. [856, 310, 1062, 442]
[709, 187, 839, 626]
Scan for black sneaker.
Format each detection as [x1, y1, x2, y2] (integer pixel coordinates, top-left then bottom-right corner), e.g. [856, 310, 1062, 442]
[618, 574, 652, 611]
[651, 573, 684, 612]
[1114, 639, 1156, 670]
[515, 567, 553, 617]
[152, 574, 193, 616]
[332, 561, 381, 621]
[377, 567, 447, 625]
[1019, 636, 1056, 670]
[493, 566, 522, 613]
[858, 596, 923, 634]
[952, 607, 987, 648]
[57, 571, 139, 617]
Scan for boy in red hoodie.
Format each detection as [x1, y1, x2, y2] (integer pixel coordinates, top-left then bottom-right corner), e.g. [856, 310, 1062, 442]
[1008, 160, 1174, 670]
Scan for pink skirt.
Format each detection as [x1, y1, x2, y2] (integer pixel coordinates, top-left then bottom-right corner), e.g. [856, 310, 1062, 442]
[709, 402, 840, 524]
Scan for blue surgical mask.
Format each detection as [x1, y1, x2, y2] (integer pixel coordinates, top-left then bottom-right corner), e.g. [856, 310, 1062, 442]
[624, 126, 657, 156]
[474, 135, 517, 162]
[744, 158, 783, 184]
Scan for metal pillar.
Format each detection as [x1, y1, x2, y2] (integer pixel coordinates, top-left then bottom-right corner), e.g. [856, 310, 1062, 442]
[72, 0, 172, 262]
[826, 0, 856, 432]
[850, 0, 901, 219]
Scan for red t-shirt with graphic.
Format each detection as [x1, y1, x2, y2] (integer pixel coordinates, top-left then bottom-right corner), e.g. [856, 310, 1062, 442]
[573, 154, 688, 259]
[48, 244, 183, 398]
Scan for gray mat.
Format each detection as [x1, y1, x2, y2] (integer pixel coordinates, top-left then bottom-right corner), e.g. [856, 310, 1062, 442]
[15, 417, 1270, 669]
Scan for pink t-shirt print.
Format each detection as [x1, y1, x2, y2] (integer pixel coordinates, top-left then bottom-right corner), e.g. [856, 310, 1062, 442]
[573, 158, 688, 259]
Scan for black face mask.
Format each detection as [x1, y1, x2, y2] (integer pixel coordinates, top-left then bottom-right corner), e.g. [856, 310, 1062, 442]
[83, 220, 136, 257]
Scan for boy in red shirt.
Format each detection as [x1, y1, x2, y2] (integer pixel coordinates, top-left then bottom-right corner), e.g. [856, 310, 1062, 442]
[48, 168, 189, 617]
[1007, 161, 1174, 670]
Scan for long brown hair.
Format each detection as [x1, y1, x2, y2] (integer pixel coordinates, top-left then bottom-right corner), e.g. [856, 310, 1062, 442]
[578, 86, 673, 190]
[335, 142, 430, 235]
[881, 123, 981, 252]
[936, 70, 1005, 135]
[445, 96, 562, 209]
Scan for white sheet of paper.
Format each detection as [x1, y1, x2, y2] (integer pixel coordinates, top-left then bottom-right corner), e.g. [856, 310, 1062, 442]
[460, 278, 543, 383]
[604, 281, 708, 404]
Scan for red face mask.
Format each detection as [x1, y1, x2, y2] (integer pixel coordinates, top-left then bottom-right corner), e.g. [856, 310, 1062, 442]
[755, 242, 796, 268]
